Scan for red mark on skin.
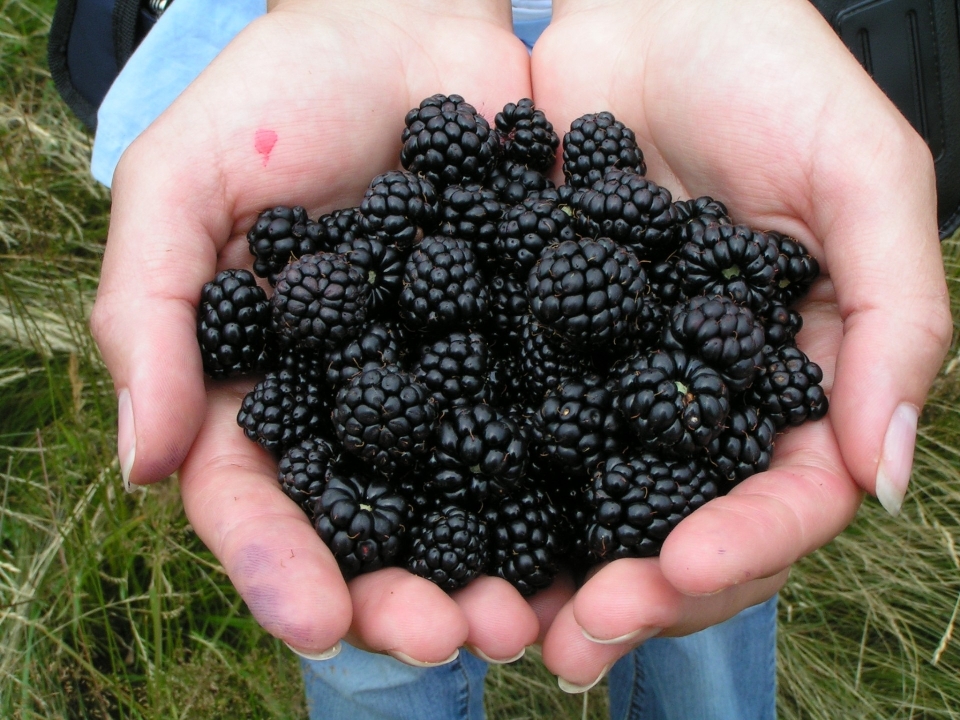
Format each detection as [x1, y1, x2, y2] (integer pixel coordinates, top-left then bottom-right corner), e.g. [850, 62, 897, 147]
[254, 129, 278, 166]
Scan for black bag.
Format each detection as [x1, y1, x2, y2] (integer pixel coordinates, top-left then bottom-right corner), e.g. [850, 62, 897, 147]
[47, 0, 960, 234]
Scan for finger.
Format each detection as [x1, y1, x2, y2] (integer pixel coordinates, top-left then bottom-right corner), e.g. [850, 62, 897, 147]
[524, 571, 577, 644]
[452, 576, 539, 663]
[179, 384, 352, 654]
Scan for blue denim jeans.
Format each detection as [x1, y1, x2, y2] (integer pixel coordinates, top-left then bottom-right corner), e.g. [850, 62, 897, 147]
[300, 595, 778, 720]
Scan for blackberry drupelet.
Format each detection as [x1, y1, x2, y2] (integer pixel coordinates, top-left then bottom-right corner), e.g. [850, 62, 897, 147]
[484, 486, 564, 596]
[561, 111, 646, 189]
[400, 93, 501, 188]
[769, 231, 820, 306]
[398, 236, 489, 334]
[585, 452, 720, 560]
[332, 365, 438, 473]
[334, 235, 405, 314]
[573, 169, 680, 259]
[197, 269, 271, 379]
[247, 206, 319, 285]
[321, 319, 403, 390]
[617, 349, 730, 455]
[527, 236, 648, 348]
[706, 405, 776, 484]
[744, 344, 828, 429]
[359, 170, 439, 249]
[485, 159, 555, 205]
[495, 195, 576, 278]
[271, 252, 370, 351]
[437, 183, 503, 273]
[406, 505, 489, 591]
[411, 331, 493, 411]
[677, 222, 780, 312]
[313, 460, 408, 578]
[494, 98, 560, 173]
[277, 435, 338, 510]
[518, 315, 591, 403]
[533, 373, 625, 478]
[660, 294, 766, 393]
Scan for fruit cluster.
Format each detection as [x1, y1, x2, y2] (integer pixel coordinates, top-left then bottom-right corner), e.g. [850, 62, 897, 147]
[197, 94, 828, 595]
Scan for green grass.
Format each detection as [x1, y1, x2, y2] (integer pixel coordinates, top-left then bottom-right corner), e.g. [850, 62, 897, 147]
[2, 0, 960, 717]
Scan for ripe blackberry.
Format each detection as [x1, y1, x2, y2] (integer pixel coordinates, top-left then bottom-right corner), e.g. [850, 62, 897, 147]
[420, 467, 491, 509]
[706, 405, 776, 484]
[573, 169, 680, 259]
[406, 505, 489, 591]
[769, 232, 820, 306]
[332, 365, 438, 473]
[673, 196, 731, 246]
[334, 235, 405, 314]
[437, 183, 503, 273]
[677, 222, 780, 312]
[494, 98, 560, 173]
[561, 111, 646, 189]
[487, 275, 529, 348]
[398, 236, 489, 334]
[197, 269, 271, 378]
[247, 206, 320, 285]
[518, 315, 591, 402]
[400, 93, 501, 188]
[759, 302, 803, 348]
[316, 207, 362, 250]
[648, 258, 686, 306]
[484, 487, 564, 596]
[358, 170, 439, 249]
[321, 319, 403, 390]
[660, 295, 766, 393]
[411, 331, 493, 411]
[495, 196, 576, 278]
[485, 159, 555, 205]
[585, 452, 720, 560]
[277, 435, 338, 510]
[744, 345, 829, 429]
[429, 403, 529, 490]
[271, 252, 370, 351]
[313, 460, 408, 578]
[527, 237, 648, 348]
[533, 373, 625, 478]
[617, 349, 730, 455]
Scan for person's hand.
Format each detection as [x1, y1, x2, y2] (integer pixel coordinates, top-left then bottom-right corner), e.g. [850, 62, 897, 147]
[90, 0, 546, 663]
[529, 0, 952, 689]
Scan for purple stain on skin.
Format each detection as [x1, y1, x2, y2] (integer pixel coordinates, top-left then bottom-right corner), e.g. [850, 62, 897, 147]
[255, 129, 278, 166]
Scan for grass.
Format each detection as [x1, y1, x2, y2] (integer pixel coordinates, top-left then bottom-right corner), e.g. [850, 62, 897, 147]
[2, 0, 960, 717]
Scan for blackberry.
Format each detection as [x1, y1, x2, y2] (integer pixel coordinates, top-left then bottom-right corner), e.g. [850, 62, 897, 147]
[411, 331, 493, 411]
[247, 206, 319, 285]
[518, 315, 591, 402]
[321, 319, 403, 390]
[197, 269, 271, 378]
[406, 505, 489, 591]
[313, 460, 408, 578]
[271, 252, 370, 351]
[677, 222, 780, 312]
[400, 93, 501, 188]
[759, 302, 803, 348]
[334, 235, 405, 314]
[316, 207, 363, 250]
[648, 258, 686, 306]
[420, 466, 491, 509]
[495, 195, 576, 278]
[660, 295, 766, 393]
[769, 232, 820, 306]
[429, 403, 529, 490]
[673, 196, 731, 246]
[706, 405, 776, 484]
[585, 452, 720, 560]
[398, 236, 489, 333]
[484, 487, 564, 596]
[573, 169, 680, 259]
[527, 237, 648, 348]
[485, 159, 555, 205]
[487, 275, 529, 349]
[332, 365, 438, 473]
[561, 111, 646, 189]
[277, 435, 338, 510]
[437, 183, 503, 272]
[533, 373, 625, 478]
[494, 98, 560, 173]
[744, 345, 829, 429]
[359, 170, 439, 249]
[617, 349, 730, 455]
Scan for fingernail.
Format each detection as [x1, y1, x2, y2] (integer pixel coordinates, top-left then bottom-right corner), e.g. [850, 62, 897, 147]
[118, 388, 137, 492]
[557, 663, 611, 694]
[581, 626, 662, 646]
[466, 644, 525, 664]
[284, 641, 341, 661]
[389, 648, 459, 667]
[875, 402, 918, 517]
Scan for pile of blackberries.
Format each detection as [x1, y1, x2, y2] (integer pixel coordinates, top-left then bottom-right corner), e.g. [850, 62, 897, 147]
[196, 94, 828, 595]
